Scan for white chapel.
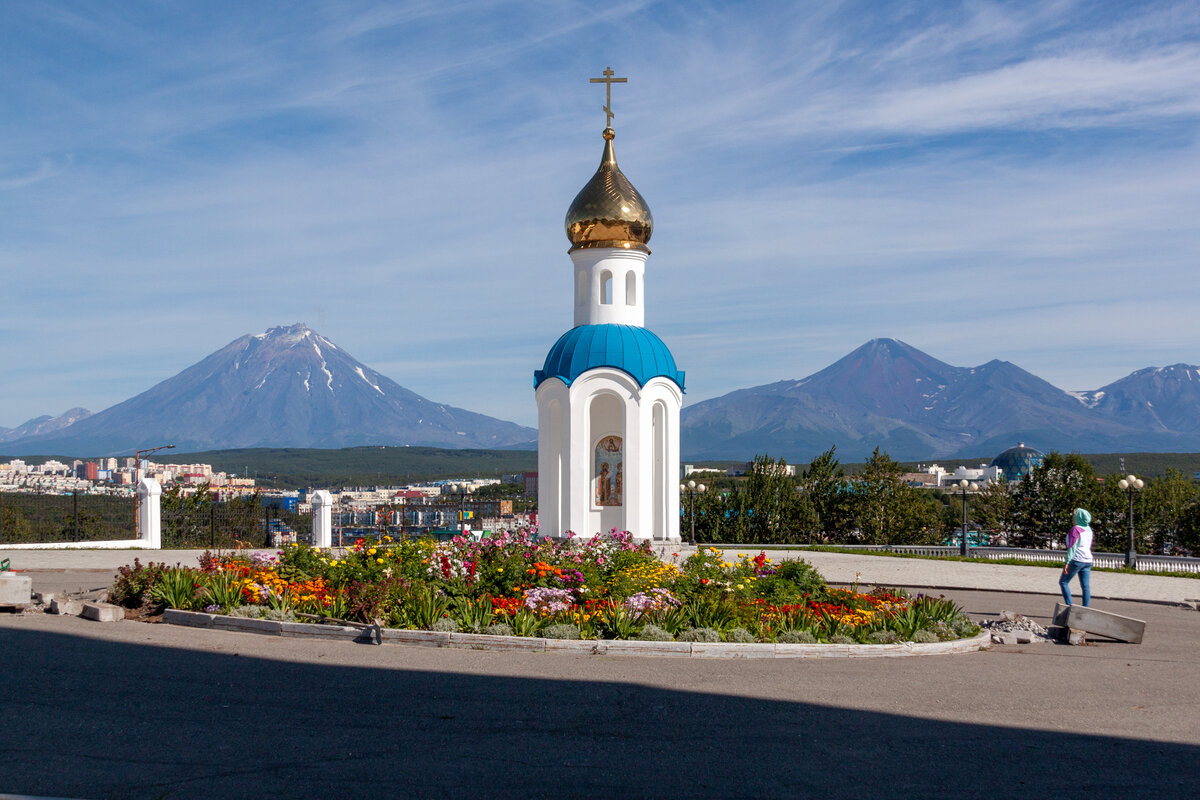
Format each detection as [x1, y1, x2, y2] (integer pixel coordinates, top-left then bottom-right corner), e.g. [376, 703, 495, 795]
[535, 71, 685, 542]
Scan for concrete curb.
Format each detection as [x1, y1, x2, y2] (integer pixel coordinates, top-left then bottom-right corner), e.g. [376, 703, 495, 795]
[161, 609, 991, 659]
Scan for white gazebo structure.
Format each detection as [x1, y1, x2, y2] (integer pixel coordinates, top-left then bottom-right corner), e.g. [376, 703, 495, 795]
[535, 70, 684, 543]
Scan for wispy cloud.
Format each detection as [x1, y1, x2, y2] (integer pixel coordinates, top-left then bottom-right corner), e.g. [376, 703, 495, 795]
[1, 0, 1198, 431]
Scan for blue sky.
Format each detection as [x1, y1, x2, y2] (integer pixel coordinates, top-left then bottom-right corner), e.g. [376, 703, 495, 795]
[2, 0, 1198, 430]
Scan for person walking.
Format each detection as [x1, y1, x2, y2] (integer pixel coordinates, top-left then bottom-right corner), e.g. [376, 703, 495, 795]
[1059, 507, 1094, 606]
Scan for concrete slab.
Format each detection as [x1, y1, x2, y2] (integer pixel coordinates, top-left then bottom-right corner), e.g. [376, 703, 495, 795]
[600, 640, 692, 657]
[0, 573, 33, 604]
[449, 632, 547, 652]
[690, 642, 776, 659]
[1052, 603, 1145, 643]
[163, 609, 215, 627]
[213, 616, 283, 635]
[81, 602, 124, 622]
[49, 597, 84, 616]
[279, 621, 358, 639]
[380, 628, 450, 647]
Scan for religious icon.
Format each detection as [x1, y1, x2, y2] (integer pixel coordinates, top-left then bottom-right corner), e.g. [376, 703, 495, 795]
[595, 435, 623, 506]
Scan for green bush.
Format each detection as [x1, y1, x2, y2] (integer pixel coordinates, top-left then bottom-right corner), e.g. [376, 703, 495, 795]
[678, 627, 721, 643]
[542, 623, 581, 640]
[724, 627, 756, 643]
[910, 629, 939, 643]
[868, 630, 899, 644]
[636, 624, 673, 641]
[432, 617, 459, 632]
[754, 558, 827, 604]
[829, 634, 856, 644]
[484, 622, 514, 636]
[109, 559, 169, 607]
[262, 608, 297, 622]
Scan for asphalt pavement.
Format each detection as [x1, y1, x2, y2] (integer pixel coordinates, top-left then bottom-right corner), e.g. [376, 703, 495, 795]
[2, 548, 1198, 799]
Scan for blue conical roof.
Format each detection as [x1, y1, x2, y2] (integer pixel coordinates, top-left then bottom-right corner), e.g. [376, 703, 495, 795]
[535, 324, 684, 390]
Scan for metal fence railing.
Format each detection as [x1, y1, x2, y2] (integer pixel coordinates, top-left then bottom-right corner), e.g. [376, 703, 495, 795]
[161, 502, 313, 549]
[773, 544, 1200, 575]
[0, 490, 135, 544]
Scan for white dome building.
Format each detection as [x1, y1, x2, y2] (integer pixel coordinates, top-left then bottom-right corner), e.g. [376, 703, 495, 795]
[535, 110, 684, 542]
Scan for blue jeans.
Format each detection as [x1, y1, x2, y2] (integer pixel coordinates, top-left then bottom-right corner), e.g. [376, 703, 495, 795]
[1059, 560, 1091, 606]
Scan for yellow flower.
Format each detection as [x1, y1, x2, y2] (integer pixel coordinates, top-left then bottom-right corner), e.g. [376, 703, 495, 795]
[376, 558, 384, 564]
[368, 548, 377, 555]
[737, 553, 745, 558]
[736, 584, 744, 590]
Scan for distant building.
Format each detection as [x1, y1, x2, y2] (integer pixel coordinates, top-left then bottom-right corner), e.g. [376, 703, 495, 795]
[728, 462, 795, 478]
[682, 465, 725, 478]
[990, 443, 1045, 482]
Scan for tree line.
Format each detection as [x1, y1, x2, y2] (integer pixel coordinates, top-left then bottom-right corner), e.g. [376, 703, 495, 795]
[683, 449, 1200, 556]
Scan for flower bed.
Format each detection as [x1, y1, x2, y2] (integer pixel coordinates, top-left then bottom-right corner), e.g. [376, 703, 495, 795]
[109, 530, 981, 645]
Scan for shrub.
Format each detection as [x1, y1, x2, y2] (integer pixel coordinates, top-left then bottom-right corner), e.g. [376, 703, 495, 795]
[953, 617, 981, 638]
[637, 624, 673, 641]
[109, 559, 169, 607]
[724, 627, 756, 643]
[929, 620, 956, 641]
[262, 608, 297, 622]
[432, 617, 459, 633]
[777, 630, 816, 644]
[754, 558, 827, 604]
[829, 634, 856, 644]
[910, 629, 939, 643]
[678, 627, 720, 643]
[229, 605, 263, 618]
[484, 622, 514, 636]
[868, 630, 899, 644]
[542, 623, 582, 640]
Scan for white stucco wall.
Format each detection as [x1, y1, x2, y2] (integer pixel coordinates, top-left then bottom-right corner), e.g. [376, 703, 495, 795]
[571, 248, 648, 327]
[536, 368, 682, 542]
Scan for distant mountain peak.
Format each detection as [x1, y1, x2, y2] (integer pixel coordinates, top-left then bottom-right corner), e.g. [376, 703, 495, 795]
[3, 325, 533, 455]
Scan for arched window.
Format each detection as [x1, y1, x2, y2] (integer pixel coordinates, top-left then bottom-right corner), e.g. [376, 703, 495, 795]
[601, 270, 613, 305]
[625, 271, 636, 305]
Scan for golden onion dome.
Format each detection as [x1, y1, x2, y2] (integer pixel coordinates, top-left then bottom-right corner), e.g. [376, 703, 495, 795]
[565, 127, 652, 253]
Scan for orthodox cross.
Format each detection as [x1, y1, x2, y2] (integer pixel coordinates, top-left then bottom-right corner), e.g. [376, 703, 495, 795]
[590, 67, 627, 128]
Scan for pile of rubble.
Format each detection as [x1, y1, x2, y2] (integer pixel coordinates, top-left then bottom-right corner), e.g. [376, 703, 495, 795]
[982, 610, 1056, 645]
[0, 571, 122, 621]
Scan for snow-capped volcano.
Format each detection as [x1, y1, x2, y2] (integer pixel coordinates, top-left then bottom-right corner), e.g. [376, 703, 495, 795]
[5, 324, 534, 455]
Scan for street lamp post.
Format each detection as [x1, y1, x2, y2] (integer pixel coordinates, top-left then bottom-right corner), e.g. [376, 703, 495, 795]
[958, 479, 971, 558]
[1118, 474, 1144, 569]
[679, 480, 706, 546]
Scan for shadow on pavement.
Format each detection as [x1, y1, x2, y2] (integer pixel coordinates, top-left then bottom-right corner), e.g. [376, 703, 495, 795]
[3, 626, 1195, 799]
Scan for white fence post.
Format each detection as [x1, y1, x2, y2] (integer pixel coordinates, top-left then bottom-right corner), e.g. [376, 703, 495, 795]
[136, 478, 162, 549]
[311, 490, 333, 549]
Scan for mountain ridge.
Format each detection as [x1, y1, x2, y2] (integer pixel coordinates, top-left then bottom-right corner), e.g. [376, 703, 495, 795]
[680, 338, 1200, 461]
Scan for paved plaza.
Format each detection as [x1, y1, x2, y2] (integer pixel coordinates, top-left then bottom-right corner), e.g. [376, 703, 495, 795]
[1, 548, 1198, 799]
